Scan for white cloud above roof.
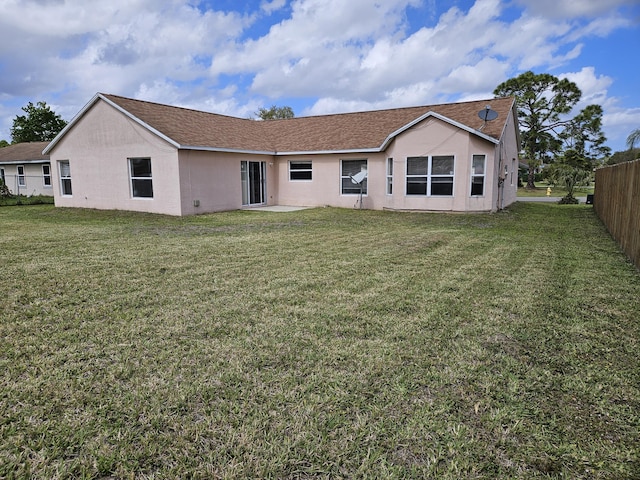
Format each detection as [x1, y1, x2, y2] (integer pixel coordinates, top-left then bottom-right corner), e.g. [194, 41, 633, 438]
[0, 0, 638, 151]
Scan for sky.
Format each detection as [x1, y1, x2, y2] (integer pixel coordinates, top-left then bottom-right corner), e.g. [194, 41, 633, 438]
[0, 0, 639, 153]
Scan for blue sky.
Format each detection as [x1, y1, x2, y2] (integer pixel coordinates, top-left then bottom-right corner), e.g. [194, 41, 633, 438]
[0, 0, 638, 152]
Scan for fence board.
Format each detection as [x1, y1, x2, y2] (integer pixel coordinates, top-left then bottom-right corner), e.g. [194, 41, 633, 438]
[594, 159, 640, 269]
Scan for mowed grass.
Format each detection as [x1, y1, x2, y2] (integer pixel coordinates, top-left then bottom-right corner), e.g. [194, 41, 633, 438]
[1, 204, 638, 479]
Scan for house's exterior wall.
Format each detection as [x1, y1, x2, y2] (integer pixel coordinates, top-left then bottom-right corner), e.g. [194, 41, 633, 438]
[497, 107, 520, 209]
[274, 152, 386, 209]
[45, 97, 520, 216]
[0, 161, 52, 197]
[275, 115, 520, 213]
[48, 100, 183, 215]
[177, 150, 277, 215]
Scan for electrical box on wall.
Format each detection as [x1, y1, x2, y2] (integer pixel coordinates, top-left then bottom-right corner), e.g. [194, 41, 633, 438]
[193, 199, 200, 207]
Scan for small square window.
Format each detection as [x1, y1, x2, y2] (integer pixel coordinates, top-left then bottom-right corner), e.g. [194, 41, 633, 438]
[289, 161, 312, 181]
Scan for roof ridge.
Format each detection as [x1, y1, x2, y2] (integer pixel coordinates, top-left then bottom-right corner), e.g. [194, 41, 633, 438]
[100, 93, 254, 122]
[101, 92, 511, 122]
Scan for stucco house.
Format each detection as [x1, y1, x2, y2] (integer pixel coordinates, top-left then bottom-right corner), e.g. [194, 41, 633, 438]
[0, 142, 52, 197]
[43, 93, 520, 216]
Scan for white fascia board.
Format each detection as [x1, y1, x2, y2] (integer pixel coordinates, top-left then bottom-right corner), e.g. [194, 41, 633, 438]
[179, 145, 276, 156]
[98, 94, 181, 149]
[379, 111, 500, 151]
[43, 93, 181, 154]
[179, 145, 381, 156]
[0, 159, 49, 165]
[274, 148, 381, 156]
[43, 93, 103, 154]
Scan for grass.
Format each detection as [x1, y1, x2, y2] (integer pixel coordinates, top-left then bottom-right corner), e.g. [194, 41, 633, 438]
[1, 204, 638, 479]
[517, 182, 594, 197]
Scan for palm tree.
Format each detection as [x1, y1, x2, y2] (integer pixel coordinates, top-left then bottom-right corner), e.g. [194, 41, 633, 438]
[626, 128, 640, 150]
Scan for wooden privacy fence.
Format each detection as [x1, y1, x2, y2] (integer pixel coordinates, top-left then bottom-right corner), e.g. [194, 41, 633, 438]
[594, 159, 640, 269]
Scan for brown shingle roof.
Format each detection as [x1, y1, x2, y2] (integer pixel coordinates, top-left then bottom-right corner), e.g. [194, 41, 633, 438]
[99, 94, 515, 153]
[0, 142, 49, 162]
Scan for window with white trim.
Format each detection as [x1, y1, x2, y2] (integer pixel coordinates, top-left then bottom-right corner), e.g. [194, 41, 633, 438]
[406, 155, 454, 196]
[386, 158, 393, 195]
[17, 165, 25, 187]
[129, 157, 153, 198]
[43, 164, 51, 187]
[59, 160, 72, 196]
[341, 159, 367, 195]
[471, 155, 486, 196]
[289, 160, 312, 181]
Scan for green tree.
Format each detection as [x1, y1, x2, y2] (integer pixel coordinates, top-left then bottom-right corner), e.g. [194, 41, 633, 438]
[255, 105, 295, 120]
[545, 149, 591, 203]
[560, 104, 610, 165]
[0, 140, 9, 148]
[626, 128, 640, 151]
[10, 101, 67, 143]
[494, 71, 581, 189]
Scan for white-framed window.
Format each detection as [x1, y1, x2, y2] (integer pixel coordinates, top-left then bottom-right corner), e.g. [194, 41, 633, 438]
[0, 167, 4, 185]
[386, 157, 393, 195]
[129, 157, 153, 198]
[471, 154, 486, 196]
[17, 165, 25, 187]
[341, 159, 367, 195]
[59, 160, 72, 196]
[289, 160, 312, 181]
[42, 164, 51, 187]
[406, 155, 455, 196]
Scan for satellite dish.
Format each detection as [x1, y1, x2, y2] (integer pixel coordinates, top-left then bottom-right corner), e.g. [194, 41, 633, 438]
[478, 105, 498, 122]
[350, 170, 367, 184]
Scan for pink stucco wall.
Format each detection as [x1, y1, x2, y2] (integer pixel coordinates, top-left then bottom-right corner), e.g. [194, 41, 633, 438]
[275, 114, 519, 213]
[178, 150, 278, 215]
[49, 101, 183, 215]
[48, 98, 519, 216]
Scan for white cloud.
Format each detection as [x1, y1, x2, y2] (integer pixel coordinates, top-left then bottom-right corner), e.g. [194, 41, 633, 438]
[0, 0, 637, 151]
[560, 67, 614, 106]
[514, 0, 637, 19]
[261, 0, 287, 15]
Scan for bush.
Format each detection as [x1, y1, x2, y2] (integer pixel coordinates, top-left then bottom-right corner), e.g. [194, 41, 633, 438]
[0, 195, 54, 206]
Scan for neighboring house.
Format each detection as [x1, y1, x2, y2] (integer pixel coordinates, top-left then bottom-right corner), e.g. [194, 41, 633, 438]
[0, 142, 52, 196]
[43, 93, 520, 216]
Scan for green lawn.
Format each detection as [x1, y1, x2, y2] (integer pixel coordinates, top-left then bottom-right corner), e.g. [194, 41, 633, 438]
[1, 204, 638, 479]
[517, 182, 594, 197]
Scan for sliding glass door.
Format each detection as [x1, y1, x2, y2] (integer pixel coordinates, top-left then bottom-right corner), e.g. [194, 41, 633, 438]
[241, 161, 266, 206]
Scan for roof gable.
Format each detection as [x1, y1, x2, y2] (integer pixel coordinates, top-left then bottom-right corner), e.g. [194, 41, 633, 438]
[45, 94, 516, 155]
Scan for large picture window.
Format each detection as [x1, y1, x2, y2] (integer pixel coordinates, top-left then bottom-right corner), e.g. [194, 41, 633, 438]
[289, 161, 312, 181]
[471, 155, 485, 196]
[59, 160, 72, 196]
[406, 155, 454, 196]
[129, 157, 153, 198]
[341, 159, 367, 195]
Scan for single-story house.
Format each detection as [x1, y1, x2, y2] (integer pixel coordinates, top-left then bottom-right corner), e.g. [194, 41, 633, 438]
[0, 142, 52, 196]
[43, 93, 520, 216]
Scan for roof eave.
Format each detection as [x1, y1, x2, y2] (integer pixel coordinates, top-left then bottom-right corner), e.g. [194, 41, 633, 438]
[180, 145, 276, 156]
[43, 93, 181, 154]
[0, 159, 49, 165]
